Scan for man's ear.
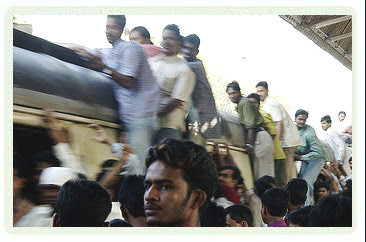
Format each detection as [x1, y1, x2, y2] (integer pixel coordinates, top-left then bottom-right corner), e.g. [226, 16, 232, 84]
[190, 189, 207, 209]
[240, 221, 249, 227]
[53, 213, 61, 227]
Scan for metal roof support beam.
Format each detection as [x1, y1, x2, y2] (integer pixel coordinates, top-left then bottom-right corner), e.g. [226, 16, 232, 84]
[312, 16, 352, 29]
[330, 32, 352, 42]
[280, 15, 352, 70]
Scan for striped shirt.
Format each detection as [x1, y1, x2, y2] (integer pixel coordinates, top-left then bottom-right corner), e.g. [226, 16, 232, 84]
[98, 39, 159, 124]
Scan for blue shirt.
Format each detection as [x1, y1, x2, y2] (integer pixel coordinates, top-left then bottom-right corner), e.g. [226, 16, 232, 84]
[296, 124, 326, 161]
[98, 39, 159, 124]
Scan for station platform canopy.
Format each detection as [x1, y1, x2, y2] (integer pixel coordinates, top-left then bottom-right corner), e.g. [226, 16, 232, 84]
[280, 15, 352, 70]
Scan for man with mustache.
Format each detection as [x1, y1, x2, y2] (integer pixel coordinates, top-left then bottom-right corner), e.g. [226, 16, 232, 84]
[148, 24, 196, 142]
[143, 139, 218, 227]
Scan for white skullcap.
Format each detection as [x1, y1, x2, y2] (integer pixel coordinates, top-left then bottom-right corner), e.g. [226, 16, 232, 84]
[39, 167, 79, 187]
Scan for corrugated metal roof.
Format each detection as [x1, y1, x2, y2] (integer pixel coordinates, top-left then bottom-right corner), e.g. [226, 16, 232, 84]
[280, 15, 352, 70]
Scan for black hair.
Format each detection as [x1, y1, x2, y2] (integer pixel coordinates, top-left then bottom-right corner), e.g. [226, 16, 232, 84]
[224, 204, 253, 227]
[308, 193, 352, 227]
[261, 188, 289, 217]
[255, 81, 269, 89]
[254, 175, 276, 199]
[32, 151, 61, 168]
[13, 152, 31, 178]
[286, 178, 308, 206]
[56, 178, 112, 227]
[287, 205, 314, 227]
[107, 15, 126, 30]
[226, 81, 241, 92]
[118, 175, 145, 218]
[314, 180, 331, 203]
[247, 93, 260, 104]
[200, 201, 226, 227]
[146, 139, 218, 210]
[163, 24, 183, 44]
[100, 159, 118, 169]
[338, 111, 346, 116]
[218, 164, 243, 183]
[295, 109, 309, 118]
[109, 218, 133, 227]
[320, 115, 332, 123]
[184, 34, 200, 50]
[131, 26, 153, 44]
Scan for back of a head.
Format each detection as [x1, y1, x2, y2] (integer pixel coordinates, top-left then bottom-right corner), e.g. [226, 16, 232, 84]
[146, 139, 218, 209]
[32, 150, 61, 167]
[286, 178, 308, 206]
[118, 175, 145, 218]
[308, 193, 352, 227]
[255, 81, 268, 89]
[184, 34, 200, 50]
[109, 219, 133, 227]
[200, 201, 226, 227]
[224, 204, 253, 227]
[57, 178, 112, 227]
[287, 205, 314, 227]
[254, 175, 276, 198]
[261, 188, 289, 217]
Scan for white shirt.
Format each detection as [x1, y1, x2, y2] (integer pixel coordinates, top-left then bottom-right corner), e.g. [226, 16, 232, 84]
[262, 96, 302, 148]
[149, 54, 196, 131]
[15, 205, 54, 227]
[325, 127, 351, 164]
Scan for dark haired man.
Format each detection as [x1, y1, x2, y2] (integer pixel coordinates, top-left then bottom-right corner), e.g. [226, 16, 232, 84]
[181, 34, 221, 144]
[294, 109, 326, 205]
[286, 178, 308, 212]
[73, 15, 159, 173]
[313, 180, 332, 203]
[226, 81, 274, 180]
[224, 204, 253, 227]
[149, 25, 196, 143]
[143, 138, 217, 227]
[287, 205, 313, 227]
[244, 175, 276, 227]
[261, 188, 289, 227]
[118, 175, 147, 227]
[256, 81, 302, 188]
[320, 115, 352, 176]
[53, 178, 112, 227]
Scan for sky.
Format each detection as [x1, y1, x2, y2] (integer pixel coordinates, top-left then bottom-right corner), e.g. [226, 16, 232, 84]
[15, 14, 352, 139]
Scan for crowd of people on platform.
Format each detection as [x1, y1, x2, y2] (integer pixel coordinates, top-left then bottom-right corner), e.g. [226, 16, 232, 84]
[13, 15, 352, 227]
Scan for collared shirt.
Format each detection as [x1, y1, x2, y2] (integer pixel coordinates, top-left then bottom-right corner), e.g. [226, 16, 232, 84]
[186, 59, 221, 139]
[296, 124, 326, 161]
[98, 39, 159, 124]
[149, 53, 196, 131]
[325, 127, 351, 163]
[236, 97, 265, 130]
[268, 220, 288, 227]
[262, 96, 302, 148]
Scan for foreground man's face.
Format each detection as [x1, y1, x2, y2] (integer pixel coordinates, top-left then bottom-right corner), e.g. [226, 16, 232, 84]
[144, 160, 193, 226]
